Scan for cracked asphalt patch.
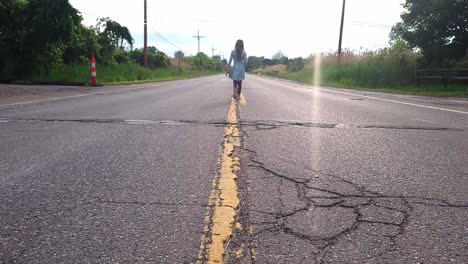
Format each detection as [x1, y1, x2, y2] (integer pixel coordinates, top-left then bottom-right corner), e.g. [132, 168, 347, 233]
[227, 121, 468, 263]
[0, 120, 225, 263]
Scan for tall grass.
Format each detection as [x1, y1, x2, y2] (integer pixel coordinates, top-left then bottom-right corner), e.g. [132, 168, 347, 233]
[277, 48, 419, 88]
[271, 47, 467, 96]
[33, 63, 219, 84]
[320, 49, 418, 88]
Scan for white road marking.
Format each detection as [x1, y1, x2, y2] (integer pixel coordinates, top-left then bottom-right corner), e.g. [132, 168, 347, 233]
[253, 76, 468, 115]
[320, 88, 468, 115]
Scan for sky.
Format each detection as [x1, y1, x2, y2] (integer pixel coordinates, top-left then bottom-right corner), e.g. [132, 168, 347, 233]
[69, 0, 406, 59]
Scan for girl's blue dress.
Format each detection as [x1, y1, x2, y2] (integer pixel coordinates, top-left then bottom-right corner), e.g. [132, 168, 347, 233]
[230, 50, 247, 81]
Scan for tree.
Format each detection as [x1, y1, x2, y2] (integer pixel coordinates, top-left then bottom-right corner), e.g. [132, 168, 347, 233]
[63, 19, 100, 64]
[279, 56, 289, 65]
[186, 52, 213, 70]
[92, 18, 134, 64]
[95, 18, 134, 49]
[174, 50, 184, 59]
[0, 0, 142, 79]
[130, 47, 169, 68]
[272, 51, 285, 60]
[0, 0, 85, 77]
[211, 55, 225, 71]
[247, 56, 264, 71]
[288, 57, 305, 72]
[271, 51, 288, 65]
[390, 0, 468, 66]
[184, 52, 225, 71]
[0, 0, 28, 77]
[263, 58, 273, 66]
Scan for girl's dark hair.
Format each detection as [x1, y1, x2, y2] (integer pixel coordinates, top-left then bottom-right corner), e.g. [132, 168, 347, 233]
[235, 39, 244, 61]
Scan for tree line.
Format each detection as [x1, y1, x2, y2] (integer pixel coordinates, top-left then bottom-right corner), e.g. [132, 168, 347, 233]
[390, 0, 468, 68]
[0, 0, 224, 80]
[247, 51, 306, 72]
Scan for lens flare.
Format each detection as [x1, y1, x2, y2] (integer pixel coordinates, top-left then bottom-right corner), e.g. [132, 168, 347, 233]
[313, 53, 321, 87]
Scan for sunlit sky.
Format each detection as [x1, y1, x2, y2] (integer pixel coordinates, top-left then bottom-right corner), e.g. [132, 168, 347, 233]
[70, 0, 406, 59]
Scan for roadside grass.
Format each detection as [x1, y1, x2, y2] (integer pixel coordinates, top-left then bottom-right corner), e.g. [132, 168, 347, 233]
[265, 68, 468, 97]
[34, 63, 220, 84]
[252, 49, 467, 97]
[321, 82, 468, 97]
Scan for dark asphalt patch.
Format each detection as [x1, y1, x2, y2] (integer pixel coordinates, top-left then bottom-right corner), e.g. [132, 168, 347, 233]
[240, 119, 463, 132]
[0, 118, 228, 127]
[2, 118, 463, 132]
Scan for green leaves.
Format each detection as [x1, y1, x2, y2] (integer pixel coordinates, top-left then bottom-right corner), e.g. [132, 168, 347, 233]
[392, 0, 468, 66]
[0, 0, 140, 79]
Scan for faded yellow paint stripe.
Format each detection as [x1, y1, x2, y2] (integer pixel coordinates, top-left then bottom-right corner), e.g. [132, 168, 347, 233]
[198, 98, 241, 264]
[239, 94, 247, 106]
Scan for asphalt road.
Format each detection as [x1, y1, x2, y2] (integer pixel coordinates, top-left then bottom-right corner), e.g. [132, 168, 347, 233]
[0, 75, 467, 263]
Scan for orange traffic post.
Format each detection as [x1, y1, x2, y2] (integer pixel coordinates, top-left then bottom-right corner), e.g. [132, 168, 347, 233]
[90, 52, 97, 86]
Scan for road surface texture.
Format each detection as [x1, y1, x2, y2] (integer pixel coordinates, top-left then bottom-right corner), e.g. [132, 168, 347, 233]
[0, 75, 467, 263]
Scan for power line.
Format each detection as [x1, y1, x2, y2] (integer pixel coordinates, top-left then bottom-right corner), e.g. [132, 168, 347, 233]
[351, 21, 392, 29]
[152, 30, 193, 57]
[154, 31, 182, 51]
[79, 11, 101, 18]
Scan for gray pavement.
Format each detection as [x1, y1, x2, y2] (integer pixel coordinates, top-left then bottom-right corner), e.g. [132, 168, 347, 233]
[0, 76, 232, 263]
[1, 75, 467, 263]
[228, 75, 468, 264]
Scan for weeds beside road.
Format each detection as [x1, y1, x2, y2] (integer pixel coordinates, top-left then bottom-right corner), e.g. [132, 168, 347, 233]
[31, 63, 220, 85]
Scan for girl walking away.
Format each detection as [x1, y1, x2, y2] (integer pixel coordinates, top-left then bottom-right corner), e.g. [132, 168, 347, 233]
[227, 39, 247, 100]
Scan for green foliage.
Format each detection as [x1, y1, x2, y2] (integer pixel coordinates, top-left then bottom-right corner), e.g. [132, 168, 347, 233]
[321, 47, 420, 87]
[263, 58, 273, 67]
[94, 17, 133, 49]
[247, 56, 264, 71]
[247, 55, 292, 71]
[63, 24, 99, 65]
[265, 43, 422, 90]
[288, 57, 305, 72]
[0, 0, 84, 77]
[271, 51, 288, 65]
[92, 17, 135, 65]
[0, 0, 226, 81]
[211, 55, 227, 71]
[186, 53, 211, 70]
[33, 63, 218, 84]
[130, 47, 169, 68]
[391, 0, 468, 67]
[184, 53, 224, 71]
[272, 51, 285, 60]
[174, 50, 184, 59]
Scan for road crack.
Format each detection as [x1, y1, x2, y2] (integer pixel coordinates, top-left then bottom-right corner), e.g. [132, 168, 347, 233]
[238, 142, 467, 263]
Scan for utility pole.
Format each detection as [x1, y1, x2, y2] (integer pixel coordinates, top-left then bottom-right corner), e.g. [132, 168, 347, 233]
[144, 0, 148, 67]
[178, 56, 181, 72]
[211, 45, 217, 57]
[338, 0, 346, 64]
[193, 30, 205, 54]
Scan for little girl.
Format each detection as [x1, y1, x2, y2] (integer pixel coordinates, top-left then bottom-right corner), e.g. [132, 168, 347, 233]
[227, 39, 247, 100]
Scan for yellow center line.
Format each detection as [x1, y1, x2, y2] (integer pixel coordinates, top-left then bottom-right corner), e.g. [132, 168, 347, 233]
[239, 94, 247, 106]
[197, 98, 241, 264]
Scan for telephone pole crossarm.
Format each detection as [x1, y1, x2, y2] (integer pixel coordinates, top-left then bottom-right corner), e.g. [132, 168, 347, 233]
[193, 30, 206, 54]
